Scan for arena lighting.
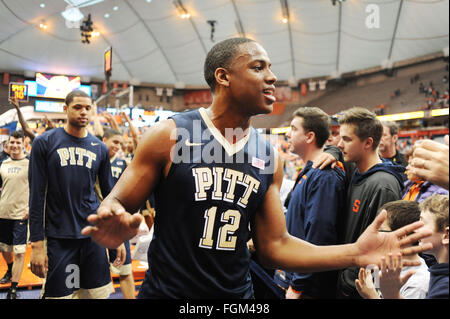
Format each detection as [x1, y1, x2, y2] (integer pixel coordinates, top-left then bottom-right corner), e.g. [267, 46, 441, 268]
[431, 108, 449, 117]
[280, 0, 289, 24]
[173, 0, 190, 19]
[271, 127, 289, 134]
[377, 111, 425, 122]
[39, 20, 48, 30]
[64, 0, 104, 8]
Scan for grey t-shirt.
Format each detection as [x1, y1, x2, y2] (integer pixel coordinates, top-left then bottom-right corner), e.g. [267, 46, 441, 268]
[399, 257, 430, 299]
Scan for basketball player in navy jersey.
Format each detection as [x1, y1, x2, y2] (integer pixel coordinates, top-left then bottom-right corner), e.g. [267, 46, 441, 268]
[83, 38, 433, 298]
[101, 129, 135, 299]
[28, 90, 124, 299]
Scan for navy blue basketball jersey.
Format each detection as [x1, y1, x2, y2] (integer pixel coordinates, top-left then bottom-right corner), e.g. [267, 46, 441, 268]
[29, 127, 113, 241]
[139, 108, 275, 298]
[110, 156, 127, 185]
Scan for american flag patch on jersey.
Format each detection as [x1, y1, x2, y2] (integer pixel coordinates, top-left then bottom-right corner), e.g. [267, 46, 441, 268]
[252, 157, 265, 170]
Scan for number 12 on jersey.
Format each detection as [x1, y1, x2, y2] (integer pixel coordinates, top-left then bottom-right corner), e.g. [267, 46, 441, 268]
[199, 207, 241, 251]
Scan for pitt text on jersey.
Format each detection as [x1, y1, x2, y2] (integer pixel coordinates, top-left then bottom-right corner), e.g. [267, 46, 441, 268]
[57, 147, 97, 168]
[193, 167, 261, 252]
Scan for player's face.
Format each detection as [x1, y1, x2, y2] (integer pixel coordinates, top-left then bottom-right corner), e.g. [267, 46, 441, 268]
[7, 136, 24, 159]
[227, 42, 277, 115]
[65, 96, 93, 128]
[104, 134, 124, 158]
[287, 116, 308, 158]
[338, 124, 366, 163]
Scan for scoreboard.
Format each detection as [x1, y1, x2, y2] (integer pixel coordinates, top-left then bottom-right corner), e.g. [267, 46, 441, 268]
[9, 82, 29, 102]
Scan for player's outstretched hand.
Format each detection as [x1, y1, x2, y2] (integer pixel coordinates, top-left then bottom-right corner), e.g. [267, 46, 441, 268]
[81, 199, 143, 249]
[355, 209, 433, 268]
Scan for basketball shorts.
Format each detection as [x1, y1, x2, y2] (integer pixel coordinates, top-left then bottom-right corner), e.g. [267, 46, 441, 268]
[42, 237, 113, 299]
[0, 218, 28, 254]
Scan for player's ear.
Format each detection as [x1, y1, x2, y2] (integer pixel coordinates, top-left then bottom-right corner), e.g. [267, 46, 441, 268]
[215, 68, 230, 88]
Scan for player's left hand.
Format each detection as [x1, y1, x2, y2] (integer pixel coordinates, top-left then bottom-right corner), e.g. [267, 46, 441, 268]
[82, 198, 143, 249]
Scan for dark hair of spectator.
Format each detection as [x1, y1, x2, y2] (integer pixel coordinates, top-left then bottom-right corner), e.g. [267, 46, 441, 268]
[338, 106, 383, 150]
[9, 130, 24, 141]
[292, 107, 331, 148]
[381, 121, 399, 136]
[380, 200, 421, 231]
[103, 128, 122, 140]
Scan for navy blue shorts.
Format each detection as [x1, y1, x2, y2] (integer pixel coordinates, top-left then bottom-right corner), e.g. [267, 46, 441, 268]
[43, 237, 112, 298]
[0, 218, 28, 254]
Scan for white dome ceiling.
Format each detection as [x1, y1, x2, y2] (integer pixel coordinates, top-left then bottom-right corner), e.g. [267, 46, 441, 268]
[0, 0, 448, 87]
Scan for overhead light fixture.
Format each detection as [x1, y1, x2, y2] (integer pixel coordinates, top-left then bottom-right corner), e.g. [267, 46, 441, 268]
[280, 0, 289, 24]
[80, 13, 94, 44]
[40, 3, 46, 8]
[61, 5, 84, 28]
[39, 20, 48, 30]
[113, 6, 119, 11]
[331, 0, 345, 6]
[173, 0, 190, 19]
[207, 20, 217, 42]
[64, 0, 104, 8]
[104, 13, 110, 18]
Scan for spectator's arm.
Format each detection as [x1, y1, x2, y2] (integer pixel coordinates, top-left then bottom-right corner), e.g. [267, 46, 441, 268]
[9, 97, 35, 141]
[120, 111, 139, 149]
[103, 111, 120, 132]
[92, 102, 104, 137]
[43, 115, 55, 130]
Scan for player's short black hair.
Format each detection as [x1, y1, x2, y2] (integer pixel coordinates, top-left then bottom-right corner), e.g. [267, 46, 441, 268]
[9, 130, 24, 141]
[65, 90, 91, 106]
[204, 37, 255, 93]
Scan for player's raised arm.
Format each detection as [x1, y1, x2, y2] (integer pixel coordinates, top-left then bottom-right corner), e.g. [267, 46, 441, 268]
[82, 119, 176, 248]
